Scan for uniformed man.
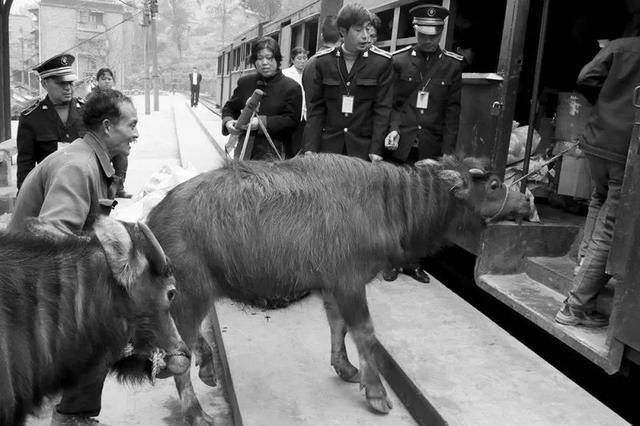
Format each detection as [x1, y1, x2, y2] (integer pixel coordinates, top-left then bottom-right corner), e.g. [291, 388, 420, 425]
[16, 53, 85, 190]
[384, 4, 464, 163]
[303, 3, 393, 162]
[382, 4, 464, 284]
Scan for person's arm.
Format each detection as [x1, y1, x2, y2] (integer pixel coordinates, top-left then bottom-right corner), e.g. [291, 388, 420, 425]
[371, 59, 394, 157]
[576, 43, 614, 104]
[38, 162, 93, 234]
[16, 116, 35, 190]
[442, 66, 462, 154]
[303, 59, 326, 153]
[221, 80, 245, 135]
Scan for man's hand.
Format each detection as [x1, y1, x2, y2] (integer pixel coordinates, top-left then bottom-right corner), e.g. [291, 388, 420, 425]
[369, 154, 383, 162]
[385, 130, 400, 151]
[225, 120, 242, 135]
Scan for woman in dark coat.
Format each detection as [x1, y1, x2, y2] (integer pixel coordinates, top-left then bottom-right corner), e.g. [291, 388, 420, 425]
[222, 37, 303, 160]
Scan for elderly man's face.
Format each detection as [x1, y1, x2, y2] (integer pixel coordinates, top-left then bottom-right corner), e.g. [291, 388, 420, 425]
[42, 77, 74, 104]
[105, 101, 139, 158]
[416, 31, 443, 53]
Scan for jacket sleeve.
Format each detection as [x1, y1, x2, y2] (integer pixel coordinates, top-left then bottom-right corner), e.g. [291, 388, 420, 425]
[303, 60, 326, 153]
[443, 64, 462, 154]
[38, 162, 92, 234]
[388, 59, 403, 133]
[301, 58, 316, 112]
[261, 82, 302, 135]
[370, 59, 394, 156]
[576, 44, 613, 104]
[221, 80, 245, 136]
[16, 116, 35, 190]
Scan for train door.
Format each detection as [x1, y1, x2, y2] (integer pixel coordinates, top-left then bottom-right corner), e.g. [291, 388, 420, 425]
[608, 86, 640, 358]
[453, 0, 529, 175]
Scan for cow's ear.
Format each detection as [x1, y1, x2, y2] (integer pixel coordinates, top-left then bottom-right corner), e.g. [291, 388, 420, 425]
[437, 169, 470, 199]
[92, 217, 146, 291]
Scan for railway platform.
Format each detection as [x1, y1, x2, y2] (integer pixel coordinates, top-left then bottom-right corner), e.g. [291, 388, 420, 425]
[12, 94, 627, 425]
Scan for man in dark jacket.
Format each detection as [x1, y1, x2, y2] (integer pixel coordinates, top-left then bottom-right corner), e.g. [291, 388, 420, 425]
[303, 3, 393, 162]
[16, 53, 85, 190]
[384, 4, 464, 163]
[382, 4, 463, 284]
[555, 36, 640, 328]
[189, 67, 203, 107]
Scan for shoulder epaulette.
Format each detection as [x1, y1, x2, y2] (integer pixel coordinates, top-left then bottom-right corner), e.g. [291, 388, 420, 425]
[21, 98, 42, 116]
[316, 47, 336, 57]
[392, 45, 412, 56]
[369, 45, 391, 58]
[443, 49, 464, 61]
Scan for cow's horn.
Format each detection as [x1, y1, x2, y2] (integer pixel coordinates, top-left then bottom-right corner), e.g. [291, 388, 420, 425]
[138, 222, 167, 273]
[469, 168, 486, 177]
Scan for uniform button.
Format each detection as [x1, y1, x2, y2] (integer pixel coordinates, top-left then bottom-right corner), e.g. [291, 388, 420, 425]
[418, 125, 422, 130]
[343, 128, 348, 132]
[346, 82, 351, 86]
[65, 133, 69, 138]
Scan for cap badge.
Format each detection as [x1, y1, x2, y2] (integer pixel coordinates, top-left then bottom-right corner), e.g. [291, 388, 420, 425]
[61, 56, 68, 65]
[427, 8, 436, 16]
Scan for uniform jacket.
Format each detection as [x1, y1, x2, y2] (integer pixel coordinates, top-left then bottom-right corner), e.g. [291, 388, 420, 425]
[302, 44, 335, 112]
[8, 132, 116, 235]
[221, 71, 302, 160]
[389, 45, 463, 161]
[577, 37, 640, 164]
[16, 95, 85, 189]
[189, 72, 203, 87]
[303, 46, 394, 159]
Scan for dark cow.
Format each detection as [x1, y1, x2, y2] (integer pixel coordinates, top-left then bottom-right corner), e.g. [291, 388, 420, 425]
[147, 154, 531, 424]
[0, 217, 191, 426]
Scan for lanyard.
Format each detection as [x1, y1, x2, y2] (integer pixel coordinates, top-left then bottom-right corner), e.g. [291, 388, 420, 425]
[419, 74, 432, 92]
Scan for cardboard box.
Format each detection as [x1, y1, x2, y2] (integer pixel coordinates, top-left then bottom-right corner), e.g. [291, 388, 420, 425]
[557, 155, 593, 199]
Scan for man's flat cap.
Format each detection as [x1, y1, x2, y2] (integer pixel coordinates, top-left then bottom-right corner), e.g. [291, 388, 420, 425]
[410, 4, 449, 35]
[33, 54, 77, 81]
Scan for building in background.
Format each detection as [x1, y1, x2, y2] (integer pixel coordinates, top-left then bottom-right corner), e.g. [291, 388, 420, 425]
[38, 0, 135, 93]
[9, 12, 38, 92]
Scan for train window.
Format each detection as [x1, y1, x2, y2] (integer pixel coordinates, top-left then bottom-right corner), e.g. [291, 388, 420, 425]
[305, 19, 318, 55]
[373, 8, 393, 43]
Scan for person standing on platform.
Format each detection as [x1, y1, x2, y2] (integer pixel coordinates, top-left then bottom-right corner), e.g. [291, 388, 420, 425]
[282, 46, 309, 157]
[555, 35, 640, 328]
[16, 53, 85, 191]
[302, 16, 342, 112]
[222, 37, 302, 160]
[89, 67, 132, 198]
[189, 66, 202, 107]
[303, 3, 393, 162]
[8, 89, 139, 425]
[382, 4, 464, 284]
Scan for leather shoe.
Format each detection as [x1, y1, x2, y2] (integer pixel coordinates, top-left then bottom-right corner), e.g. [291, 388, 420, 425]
[406, 267, 430, 283]
[116, 189, 133, 199]
[382, 268, 399, 281]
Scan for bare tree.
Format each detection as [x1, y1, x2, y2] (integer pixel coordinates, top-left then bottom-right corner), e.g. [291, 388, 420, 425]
[242, 0, 282, 20]
[163, 0, 190, 58]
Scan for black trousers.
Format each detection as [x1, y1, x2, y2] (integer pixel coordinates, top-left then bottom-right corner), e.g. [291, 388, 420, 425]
[190, 85, 200, 106]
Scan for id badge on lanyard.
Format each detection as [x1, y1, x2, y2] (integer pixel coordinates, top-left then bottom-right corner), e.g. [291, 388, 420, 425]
[416, 91, 429, 109]
[342, 95, 354, 114]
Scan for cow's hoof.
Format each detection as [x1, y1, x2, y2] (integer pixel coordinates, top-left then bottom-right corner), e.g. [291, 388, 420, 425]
[333, 364, 359, 383]
[366, 387, 393, 414]
[198, 361, 217, 387]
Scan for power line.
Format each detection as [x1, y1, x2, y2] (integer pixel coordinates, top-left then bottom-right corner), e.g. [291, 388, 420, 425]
[60, 9, 142, 55]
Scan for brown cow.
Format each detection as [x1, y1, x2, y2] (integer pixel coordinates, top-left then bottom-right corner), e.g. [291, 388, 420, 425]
[0, 217, 191, 426]
[146, 154, 531, 424]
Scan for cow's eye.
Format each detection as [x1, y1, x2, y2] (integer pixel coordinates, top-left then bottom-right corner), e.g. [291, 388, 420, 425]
[490, 180, 500, 190]
[167, 289, 177, 302]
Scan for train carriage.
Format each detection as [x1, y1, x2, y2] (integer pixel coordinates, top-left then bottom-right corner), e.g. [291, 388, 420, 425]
[215, 0, 640, 374]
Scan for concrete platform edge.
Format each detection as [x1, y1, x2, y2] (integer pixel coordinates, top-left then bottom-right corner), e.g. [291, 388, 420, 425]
[209, 302, 244, 426]
[374, 338, 447, 426]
